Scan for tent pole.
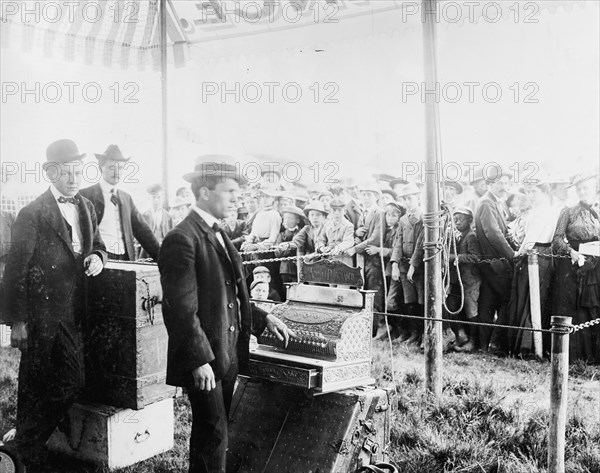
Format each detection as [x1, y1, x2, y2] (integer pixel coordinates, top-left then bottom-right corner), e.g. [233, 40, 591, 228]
[422, 0, 443, 398]
[160, 0, 169, 205]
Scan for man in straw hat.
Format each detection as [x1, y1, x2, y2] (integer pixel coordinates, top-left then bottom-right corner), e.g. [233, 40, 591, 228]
[158, 157, 294, 473]
[80, 144, 159, 261]
[2, 139, 107, 467]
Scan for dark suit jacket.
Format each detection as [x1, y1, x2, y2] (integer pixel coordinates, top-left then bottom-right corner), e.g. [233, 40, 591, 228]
[354, 207, 385, 253]
[475, 191, 513, 277]
[158, 210, 268, 386]
[80, 183, 159, 260]
[221, 220, 248, 250]
[3, 189, 107, 333]
[345, 200, 363, 230]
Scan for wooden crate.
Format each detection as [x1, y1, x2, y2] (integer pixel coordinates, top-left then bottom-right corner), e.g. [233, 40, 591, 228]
[47, 398, 174, 470]
[85, 261, 175, 410]
[227, 378, 394, 472]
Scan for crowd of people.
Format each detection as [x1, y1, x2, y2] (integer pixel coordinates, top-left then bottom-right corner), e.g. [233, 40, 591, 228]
[208, 165, 600, 365]
[0, 140, 598, 470]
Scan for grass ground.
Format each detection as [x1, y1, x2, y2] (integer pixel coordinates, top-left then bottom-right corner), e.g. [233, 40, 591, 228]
[1, 342, 598, 472]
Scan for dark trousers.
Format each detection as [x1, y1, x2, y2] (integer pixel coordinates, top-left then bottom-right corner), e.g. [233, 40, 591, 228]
[477, 265, 512, 350]
[8, 321, 85, 465]
[187, 355, 238, 473]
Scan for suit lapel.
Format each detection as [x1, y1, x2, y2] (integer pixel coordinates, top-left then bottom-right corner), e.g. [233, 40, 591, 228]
[41, 190, 75, 256]
[189, 211, 230, 262]
[93, 184, 105, 223]
[77, 195, 92, 255]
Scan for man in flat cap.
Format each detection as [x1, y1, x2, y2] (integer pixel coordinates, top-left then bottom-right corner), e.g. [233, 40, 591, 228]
[80, 144, 159, 261]
[140, 183, 173, 259]
[158, 158, 294, 473]
[2, 139, 107, 467]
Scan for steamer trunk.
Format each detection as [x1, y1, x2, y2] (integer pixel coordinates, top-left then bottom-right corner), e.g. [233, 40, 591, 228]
[85, 262, 175, 410]
[227, 378, 394, 473]
[47, 398, 174, 469]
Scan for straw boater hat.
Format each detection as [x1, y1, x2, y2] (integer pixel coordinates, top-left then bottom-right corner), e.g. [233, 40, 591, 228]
[568, 174, 598, 189]
[280, 205, 306, 220]
[94, 144, 130, 162]
[183, 155, 247, 185]
[303, 200, 329, 217]
[43, 139, 85, 170]
[358, 181, 382, 197]
[396, 183, 421, 198]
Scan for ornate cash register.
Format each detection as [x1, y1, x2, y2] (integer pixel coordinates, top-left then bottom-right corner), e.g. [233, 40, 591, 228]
[248, 259, 376, 393]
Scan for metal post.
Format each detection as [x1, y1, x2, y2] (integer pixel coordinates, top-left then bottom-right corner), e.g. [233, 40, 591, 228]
[527, 249, 543, 359]
[548, 316, 572, 473]
[422, 0, 443, 398]
[160, 0, 169, 206]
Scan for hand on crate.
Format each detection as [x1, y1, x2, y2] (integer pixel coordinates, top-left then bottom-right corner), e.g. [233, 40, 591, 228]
[84, 254, 103, 277]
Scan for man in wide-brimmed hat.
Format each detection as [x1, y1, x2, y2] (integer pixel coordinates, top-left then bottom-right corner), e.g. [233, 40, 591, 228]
[3, 139, 107, 468]
[80, 144, 159, 261]
[158, 157, 293, 473]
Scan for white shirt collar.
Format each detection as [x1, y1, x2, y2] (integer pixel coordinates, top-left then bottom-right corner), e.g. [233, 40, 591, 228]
[192, 205, 220, 229]
[99, 178, 117, 194]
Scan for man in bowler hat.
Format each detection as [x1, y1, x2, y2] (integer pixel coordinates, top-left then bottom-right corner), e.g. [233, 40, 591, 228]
[80, 144, 159, 260]
[3, 139, 107, 467]
[158, 158, 294, 473]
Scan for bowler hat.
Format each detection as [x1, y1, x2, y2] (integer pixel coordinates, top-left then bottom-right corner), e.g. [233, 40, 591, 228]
[280, 205, 305, 220]
[147, 183, 164, 194]
[183, 156, 247, 185]
[94, 144, 130, 162]
[44, 139, 85, 168]
[303, 201, 329, 217]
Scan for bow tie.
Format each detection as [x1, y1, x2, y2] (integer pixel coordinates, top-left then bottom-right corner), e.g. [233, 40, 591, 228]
[58, 196, 78, 205]
[212, 223, 222, 233]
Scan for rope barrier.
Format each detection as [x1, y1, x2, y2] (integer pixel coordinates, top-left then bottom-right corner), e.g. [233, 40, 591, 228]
[241, 253, 320, 266]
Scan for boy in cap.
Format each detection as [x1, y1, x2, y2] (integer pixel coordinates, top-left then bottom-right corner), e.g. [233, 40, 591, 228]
[390, 183, 425, 345]
[446, 206, 481, 352]
[274, 206, 305, 289]
[349, 183, 387, 327]
[280, 201, 327, 271]
[252, 266, 281, 302]
[170, 196, 191, 227]
[141, 183, 173, 258]
[316, 198, 355, 266]
[368, 202, 405, 339]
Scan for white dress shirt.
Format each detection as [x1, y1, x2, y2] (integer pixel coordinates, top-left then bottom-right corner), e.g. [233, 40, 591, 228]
[50, 185, 82, 254]
[192, 205, 226, 250]
[98, 179, 125, 255]
[519, 203, 561, 253]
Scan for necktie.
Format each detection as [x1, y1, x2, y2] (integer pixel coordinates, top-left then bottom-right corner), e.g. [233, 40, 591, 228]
[110, 189, 120, 206]
[58, 196, 78, 204]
